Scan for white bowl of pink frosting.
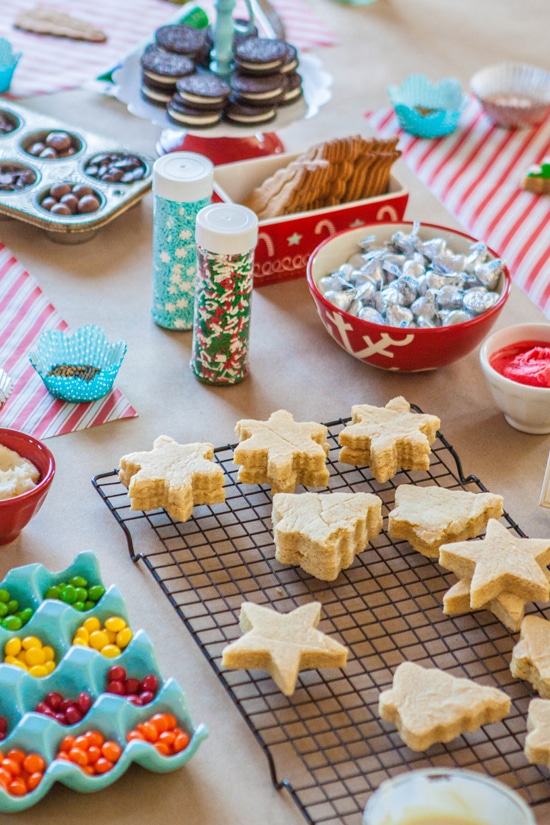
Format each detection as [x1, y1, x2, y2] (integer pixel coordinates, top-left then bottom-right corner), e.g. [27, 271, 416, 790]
[480, 323, 550, 434]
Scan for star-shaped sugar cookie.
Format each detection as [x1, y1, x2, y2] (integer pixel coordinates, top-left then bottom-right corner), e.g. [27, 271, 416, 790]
[338, 397, 440, 483]
[438, 519, 550, 609]
[510, 615, 550, 698]
[525, 698, 550, 767]
[388, 484, 503, 558]
[221, 601, 348, 696]
[378, 661, 510, 751]
[272, 491, 383, 581]
[234, 409, 330, 494]
[119, 435, 225, 522]
[443, 578, 528, 632]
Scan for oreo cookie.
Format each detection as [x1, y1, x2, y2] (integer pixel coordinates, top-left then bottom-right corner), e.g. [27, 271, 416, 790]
[175, 73, 231, 110]
[167, 96, 224, 128]
[141, 81, 174, 108]
[140, 45, 195, 87]
[155, 24, 208, 60]
[281, 44, 299, 75]
[233, 37, 288, 76]
[280, 72, 303, 106]
[224, 100, 277, 127]
[230, 72, 285, 106]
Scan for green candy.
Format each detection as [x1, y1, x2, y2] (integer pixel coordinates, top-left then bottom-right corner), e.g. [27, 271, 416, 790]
[72, 601, 86, 612]
[45, 585, 61, 600]
[6, 600, 18, 615]
[18, 608, 34, 625]
[0, 603, 8, 618]
[0, 589, 10, 604]
[69, 575, 88, 589]
[60, 584, 77, 604]
[2, 615, 22, 631]
[88, 584, 105, 603]
[83, 600, 95, 611]
[74, 587, 87, 603]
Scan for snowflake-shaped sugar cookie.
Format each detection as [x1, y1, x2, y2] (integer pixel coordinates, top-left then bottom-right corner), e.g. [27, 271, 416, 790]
[119, 435, 225, 522]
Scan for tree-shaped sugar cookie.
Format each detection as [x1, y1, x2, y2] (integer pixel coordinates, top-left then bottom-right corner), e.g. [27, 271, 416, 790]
[234, 409, 330, 493]
[272, 491, 382, 581]
[379, 661, 510, 751]
[119, 435, 225, 522]
[388, 484, 503, 558]
[338, 397, 440, 483]
[525, 698, 550, 767]
[439, 519, 550, 609]
[221, 601, 348, 696]
[510, 615, 550, 698]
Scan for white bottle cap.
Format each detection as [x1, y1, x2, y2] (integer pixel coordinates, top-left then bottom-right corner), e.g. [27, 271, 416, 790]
[153, 152, 214, 202]
[195, 203, 258, 254]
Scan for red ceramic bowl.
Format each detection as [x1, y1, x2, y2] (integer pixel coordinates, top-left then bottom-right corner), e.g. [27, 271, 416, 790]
[306, 222, 511, 372]
[0, 428, 55, 545]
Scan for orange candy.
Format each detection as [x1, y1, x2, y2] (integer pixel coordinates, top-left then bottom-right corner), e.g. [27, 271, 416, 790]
[0, 748, 46, 796]
[55, 729, 123, 776]
[126, 712, 190, 758]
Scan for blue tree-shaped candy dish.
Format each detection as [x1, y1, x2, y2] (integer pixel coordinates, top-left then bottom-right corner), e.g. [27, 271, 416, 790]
[388, 74, 466, 138]
[0, 551, 207, 811]
[29, 324, 127, 403]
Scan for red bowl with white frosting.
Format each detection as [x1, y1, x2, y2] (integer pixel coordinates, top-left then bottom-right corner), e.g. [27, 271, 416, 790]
[0, 428, 56, 545]
[306, 222, 511, 372]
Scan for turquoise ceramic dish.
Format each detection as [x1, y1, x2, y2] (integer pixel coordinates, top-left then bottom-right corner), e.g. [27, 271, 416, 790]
[0, 552, 207, 811]
[388, 74, 466, 138]
[29, 324, 127, 403]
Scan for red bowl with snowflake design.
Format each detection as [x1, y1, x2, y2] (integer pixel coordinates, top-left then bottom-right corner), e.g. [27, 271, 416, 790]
[306, 222, 511, 372]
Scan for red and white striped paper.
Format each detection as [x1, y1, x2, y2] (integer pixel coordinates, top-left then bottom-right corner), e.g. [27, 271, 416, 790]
[366, 98, 550, 317]
[0, 244, 137, 439]
[0, 0, 337, 98]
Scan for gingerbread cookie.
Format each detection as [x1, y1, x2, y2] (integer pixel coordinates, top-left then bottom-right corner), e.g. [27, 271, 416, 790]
[119, 435, 225, 522]
[221, 601, 348, 696]
[388, 484, 504, 558]
[15, 6, 107, 41]
[379, 661, 510, 751]
[272, 491, 383, 581]
[234, 410, 330, 494]
[338, 397, 440, 483]
[439, 519, 550, 609]
[510, 615, 550, 698]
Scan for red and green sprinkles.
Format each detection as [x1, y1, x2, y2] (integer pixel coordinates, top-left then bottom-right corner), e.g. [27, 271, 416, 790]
[191, 247, 253, 384]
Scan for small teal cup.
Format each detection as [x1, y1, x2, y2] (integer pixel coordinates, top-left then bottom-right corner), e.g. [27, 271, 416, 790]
[29, 325, 127, 403]
[388, 74, 466, 138]
[0, 39, 21, 94]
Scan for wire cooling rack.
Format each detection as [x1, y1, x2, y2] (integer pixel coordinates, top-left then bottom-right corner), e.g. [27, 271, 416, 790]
[92, 415, 550, 825]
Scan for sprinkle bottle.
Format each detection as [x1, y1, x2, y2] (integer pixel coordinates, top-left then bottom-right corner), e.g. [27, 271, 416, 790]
[191, 203, 258, 385]
[151, 152, 214, 330]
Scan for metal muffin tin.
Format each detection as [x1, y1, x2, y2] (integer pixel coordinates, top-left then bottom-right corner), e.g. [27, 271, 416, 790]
[0, 101, 154, 243]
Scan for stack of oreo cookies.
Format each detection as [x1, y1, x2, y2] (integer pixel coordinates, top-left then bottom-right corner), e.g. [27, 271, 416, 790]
[139, 22, 303, 129]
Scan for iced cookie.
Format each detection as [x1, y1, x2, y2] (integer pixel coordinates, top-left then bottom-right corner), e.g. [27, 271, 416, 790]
[439, 519, 550, 609]
[338, 397, 440, 483]
[272, 491, 383, 581]
[525, 698, 550, 767]
[379, 661, 510, 751]
[510, 615, 550, 698]
[388, 484, 504, 558]
[234, 409, 330, 494]
[221, 601, 348, 696]
[118, 435, 225, 522]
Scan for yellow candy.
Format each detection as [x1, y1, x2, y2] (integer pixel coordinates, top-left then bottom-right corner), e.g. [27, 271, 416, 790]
[83, 616, 101, 634]
[24, 647, 46, 667]
[89, 630, 109, 651]
[9, 659, 26, 670]
[29, 664, 48, 678]
[4, 655, 19, 665]
[101, 644, 121, 658]
[44, 660, 56, 675]
[42, 646, 55, 662]
[104, 616, 126, 633]
[22, 636, 41, 651]
[116, 627, 133, 649]
[5, 637, 22, 657]
[73, 627, 89, 644]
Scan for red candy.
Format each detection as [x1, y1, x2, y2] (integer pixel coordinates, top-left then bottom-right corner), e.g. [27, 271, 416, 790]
[56, 730, 122, 776]
[126, 713, 190, 757]
[105, 666, 159, 706]
[35, 690, 93, 726]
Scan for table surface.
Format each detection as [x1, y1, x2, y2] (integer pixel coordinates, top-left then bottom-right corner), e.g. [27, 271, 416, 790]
[1, 0, 550, 822]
